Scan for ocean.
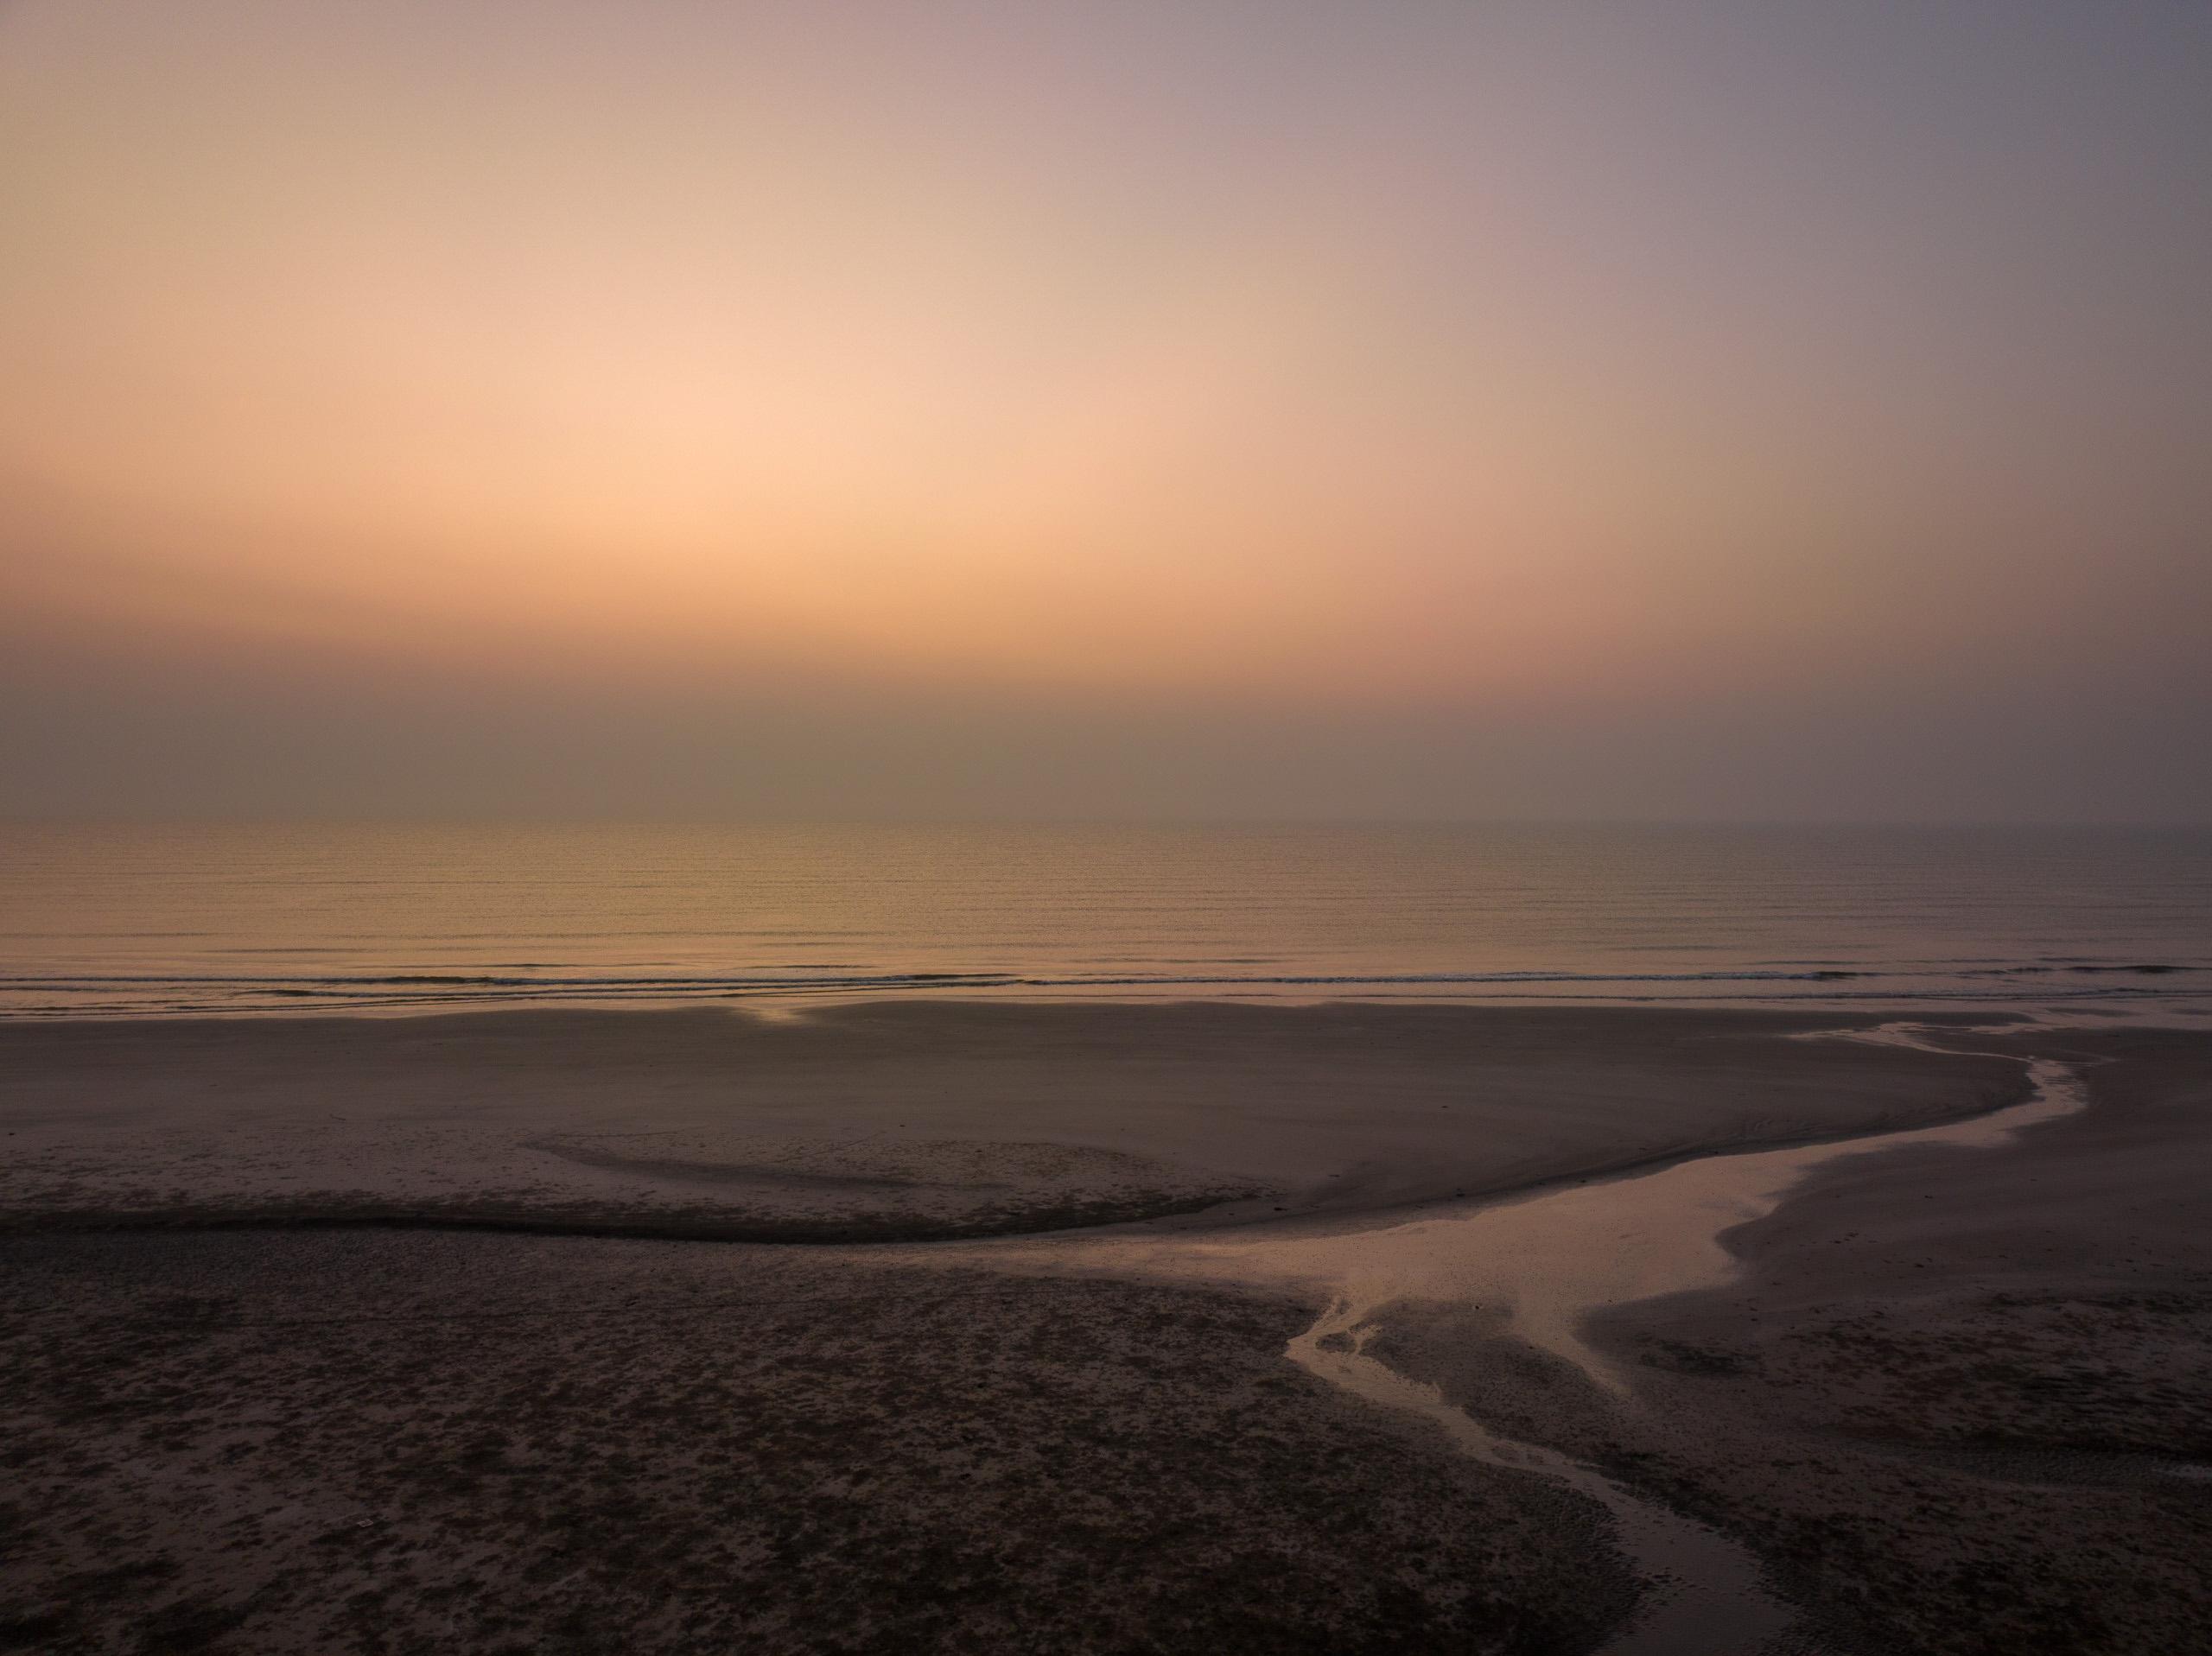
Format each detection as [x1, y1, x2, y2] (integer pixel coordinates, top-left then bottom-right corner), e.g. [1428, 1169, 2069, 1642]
[3, 822, 2207, 1019]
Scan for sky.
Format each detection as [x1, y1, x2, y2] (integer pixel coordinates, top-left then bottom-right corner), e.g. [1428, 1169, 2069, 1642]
[3, 0, 2209, 821]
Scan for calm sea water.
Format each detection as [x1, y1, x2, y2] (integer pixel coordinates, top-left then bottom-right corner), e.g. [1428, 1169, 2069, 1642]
[2, 822, 2207, 1019]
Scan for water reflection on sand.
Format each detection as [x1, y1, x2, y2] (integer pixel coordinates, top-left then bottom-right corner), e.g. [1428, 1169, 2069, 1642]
[1020, 1043, 2081, 1391]
[977, 1025, 2087, 1655]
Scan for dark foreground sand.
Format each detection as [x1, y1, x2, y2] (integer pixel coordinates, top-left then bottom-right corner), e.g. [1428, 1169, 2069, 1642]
[0, 1232, 1636, 1655]
[3, 1005, 2207, 1654]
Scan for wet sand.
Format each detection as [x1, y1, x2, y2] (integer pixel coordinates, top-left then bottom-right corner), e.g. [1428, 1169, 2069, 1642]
[4, 1005, 2207, 1653]
[1369, 1025, 2212, 1654]
[957, 1031, 2101, 1653]
[0, 1002, 2026, 1240]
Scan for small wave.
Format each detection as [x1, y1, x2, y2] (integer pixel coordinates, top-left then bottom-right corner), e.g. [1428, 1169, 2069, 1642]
[5, 957, 2210, 1023]
[2, 966, 1867, 993]
[1959, 962, 2200, 979]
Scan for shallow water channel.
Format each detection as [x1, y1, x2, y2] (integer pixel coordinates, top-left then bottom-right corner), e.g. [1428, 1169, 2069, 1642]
[1004, 1027, 2087, 1654]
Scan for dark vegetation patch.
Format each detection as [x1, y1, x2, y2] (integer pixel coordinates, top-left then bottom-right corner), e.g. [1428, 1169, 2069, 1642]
[0, 1232, 1631, 1656]
[1769, 1286, 2212, 1459]
[1581, 1287, 2212, 1656]
[1637, 1339, 1756, 1377]
[1367, 1278, 2212, 1656]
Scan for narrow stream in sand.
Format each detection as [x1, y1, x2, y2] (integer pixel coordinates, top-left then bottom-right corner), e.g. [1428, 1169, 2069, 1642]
[989, 1025, 2088, 1656]
[1284, 1295, 1792, 1656]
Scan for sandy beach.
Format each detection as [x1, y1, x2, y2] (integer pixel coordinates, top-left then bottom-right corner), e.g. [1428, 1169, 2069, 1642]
[0, 1003, 2028, 1240]
[3, 1003, 2207, 1653]
[15, 0, 2212, 1646]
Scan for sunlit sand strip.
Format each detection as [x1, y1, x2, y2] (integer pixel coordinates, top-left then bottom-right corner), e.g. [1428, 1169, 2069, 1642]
[973, 1024, 2087, 1655]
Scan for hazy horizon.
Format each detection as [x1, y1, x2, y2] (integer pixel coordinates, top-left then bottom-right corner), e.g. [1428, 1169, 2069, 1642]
[3, 812, 2210, 829]
[6, 1, 2209, 822]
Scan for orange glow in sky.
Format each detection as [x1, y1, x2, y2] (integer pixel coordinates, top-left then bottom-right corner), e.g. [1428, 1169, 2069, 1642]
[3, 2, 2209, 817]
